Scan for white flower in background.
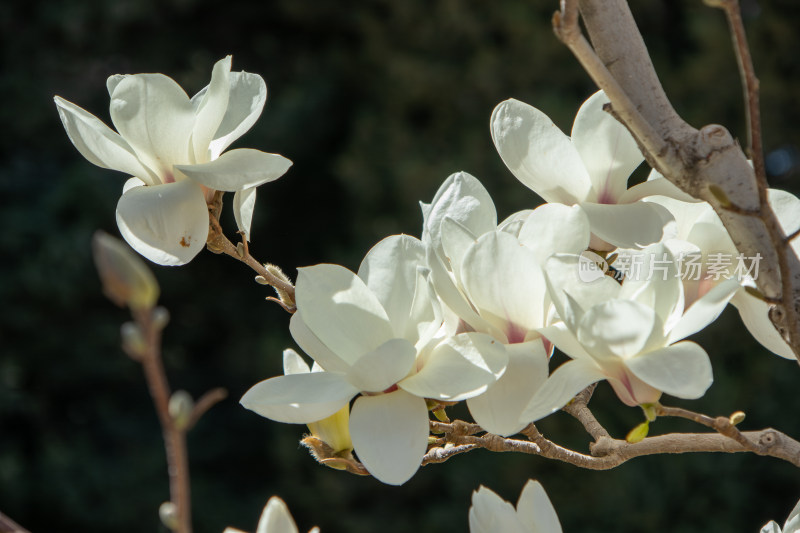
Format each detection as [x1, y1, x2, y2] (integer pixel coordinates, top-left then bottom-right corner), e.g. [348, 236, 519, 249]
[55, 56, 292, 265]
[645, 191, 800, 359]
[241, 235, 506, 485]
[521, 243, 740, 422]
[761, 496, 800, 533]
[421, 173, 593, 436]
[491, 90, 693, 250]
[469, 480, 562, 533]
[224, 496, 319, 533]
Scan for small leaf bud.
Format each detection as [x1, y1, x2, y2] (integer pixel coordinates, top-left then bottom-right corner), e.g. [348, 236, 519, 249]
[729, 411, 746, 426]
[158, 501, 178, 531]
[626, 421, 650, 444]
[151, 307, 170, 331]
[169, 390, 194, 430]
[121, 322, 147, 359]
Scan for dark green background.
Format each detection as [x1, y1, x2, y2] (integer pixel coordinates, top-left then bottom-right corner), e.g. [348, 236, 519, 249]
[2, 0, 799, 531]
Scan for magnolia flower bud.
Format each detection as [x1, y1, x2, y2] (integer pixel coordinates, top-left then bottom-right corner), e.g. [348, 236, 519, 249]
[307, 405, 353, 455]
[92, 231, 159, 312]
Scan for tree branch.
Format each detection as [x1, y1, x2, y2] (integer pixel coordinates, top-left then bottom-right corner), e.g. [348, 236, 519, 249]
[554, 0, 800, 362]
[0, 512, 30, 533]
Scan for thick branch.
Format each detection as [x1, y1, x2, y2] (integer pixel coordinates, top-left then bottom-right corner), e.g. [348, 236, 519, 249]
[556, 0, 800, 361]
[0, 512, 30, 533]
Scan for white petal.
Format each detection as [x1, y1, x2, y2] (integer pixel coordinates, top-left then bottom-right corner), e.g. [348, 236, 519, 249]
[731, 289, 794, 359]
[123, 177, 146, 194]
[349, 391, 429, 485]
[440, 216, 479, 272]
[520, 360, 607, 424]
[106, 74, 128, 97]
[469, 486, 527, 533]
[176, 148, 292, 192]
[760, 521, 781, 533]
[577, 300, 662, 362]
[255, 497, 299, 533]
[517, 203, 590, 262]
[460, 231, 548, 340]
[357, 235, 426, 338]
[295, 264, 394, 365]
[667, 278, 740, 343]
[240, 372, 357, 424]
[490, 99, 592, 204]
[538, 323, 594, 362]
[768, 188, 800, 238]
[346, 338, 416, 393]
[400, 333, 508, 401]
[191, 56, 231, 163]
[207, 71, 267, 159]
[622, 175, 700, 204]
[422, 171, 497, 258]
[544, 253, 620, 332]
[571, 90, 643, 203]
[516, 480, 563, 533]
[467, 340, 549, 437]
[642, 195, 715, 241]
[289, 312, 351, 373]
[115, 180, 208, 265]
[581, 201, 673, 249]
[625, 341, 712, 399]
[617, 243, 682, 327]
[233, 186, 257, 241]
[109, 74, 196, 178]
[54, 96, 158, 184]
[283, 348, 310, 375]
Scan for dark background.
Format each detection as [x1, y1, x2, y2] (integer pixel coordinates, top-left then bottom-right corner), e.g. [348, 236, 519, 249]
[2, 0, 800, 531]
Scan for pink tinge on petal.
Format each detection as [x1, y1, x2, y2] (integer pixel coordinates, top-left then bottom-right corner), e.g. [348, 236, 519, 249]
[506, 321, 527, 344]
[609, 370, 662, 407]
[541, 337, 554, 359]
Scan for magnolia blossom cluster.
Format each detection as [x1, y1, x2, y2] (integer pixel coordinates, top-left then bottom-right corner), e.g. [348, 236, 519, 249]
[241, 89, 800, 485]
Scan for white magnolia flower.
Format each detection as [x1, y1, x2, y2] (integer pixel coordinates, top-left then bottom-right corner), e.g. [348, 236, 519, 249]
[469, 480, 562, 533]
[224, 496, 319, 533]
[491, 90, 692, 250]
[646, 191, 800, 359]
[761, 497, 800, 533]
[421, 173, 592, 436]
[55, 56, 292, 265]
[522, 243, 739, 422]
[241, 235, 506, 485]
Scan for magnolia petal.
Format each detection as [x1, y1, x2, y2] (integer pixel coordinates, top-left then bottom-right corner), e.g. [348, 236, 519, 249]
[357, 234, 426, 338]
[760, 521, 781, 533]
[467, 340, 549, 437]
[400, 333, 508, 402]
[255, 497, 299, 533]
[240, 372, 357, 424]
[544, 253, 621, 332]
[572, 90, 643, 203]
[469, 486, 527, 533]
[123, 177, 146, 194]
[517, 203, 590, 262]
[283, 348, 311, 375]
[768, 188, 800, 238]
[491, 99, 592, 204]
[109, 74, 196, 178]
[622, 175, 699, 204]
[208, 71, 268, 159]
[516, 480, 563, 533]
[625, 341, 712, 400]
[668, 278, 740, 343]
[106, 74, 128, 97]
[422, 171, 496, 258]
[440, 217, 479, 272]
[288, 312, 351, 374]
[520, 359, 607, 424]
[54, 96, 158, 184]
[617, 243, 682, 328]
[350, 391, 428, 485]
[426, 246, 495, 335]
[581, 201, 673, 249]
[176, 148, 292, 192]
[460, 231, 548, 339]
[731, 289, 794, 359]
[346, 338, 416, 393]
[498, 210, 534, 237]
[538, 323, 593, 362]
[115, 179, 208, 266]
[295, 264, 394, 364]
[643, 195, 715, 242]
[577, 299, 661, 362]
[191, 56, 232, 163]
[233, 186, 257, 241]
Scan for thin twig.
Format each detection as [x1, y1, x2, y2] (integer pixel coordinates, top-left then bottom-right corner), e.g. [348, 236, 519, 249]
[206, 209, 296, 312]
[134, 309, 192, 533]
[562, 384, 611, 440]
[186, 388, 228, 431]
[706, 0, 766, 186]
[0, 512, 30, 533]
[656, 404, 760, 453]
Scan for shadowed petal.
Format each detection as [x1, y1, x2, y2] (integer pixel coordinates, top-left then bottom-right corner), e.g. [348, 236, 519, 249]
[176, 148, 292, 192]
[625, 341, 712, 400]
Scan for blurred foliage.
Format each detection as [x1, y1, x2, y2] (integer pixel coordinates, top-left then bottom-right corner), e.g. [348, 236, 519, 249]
[1, 0, 800, 531]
